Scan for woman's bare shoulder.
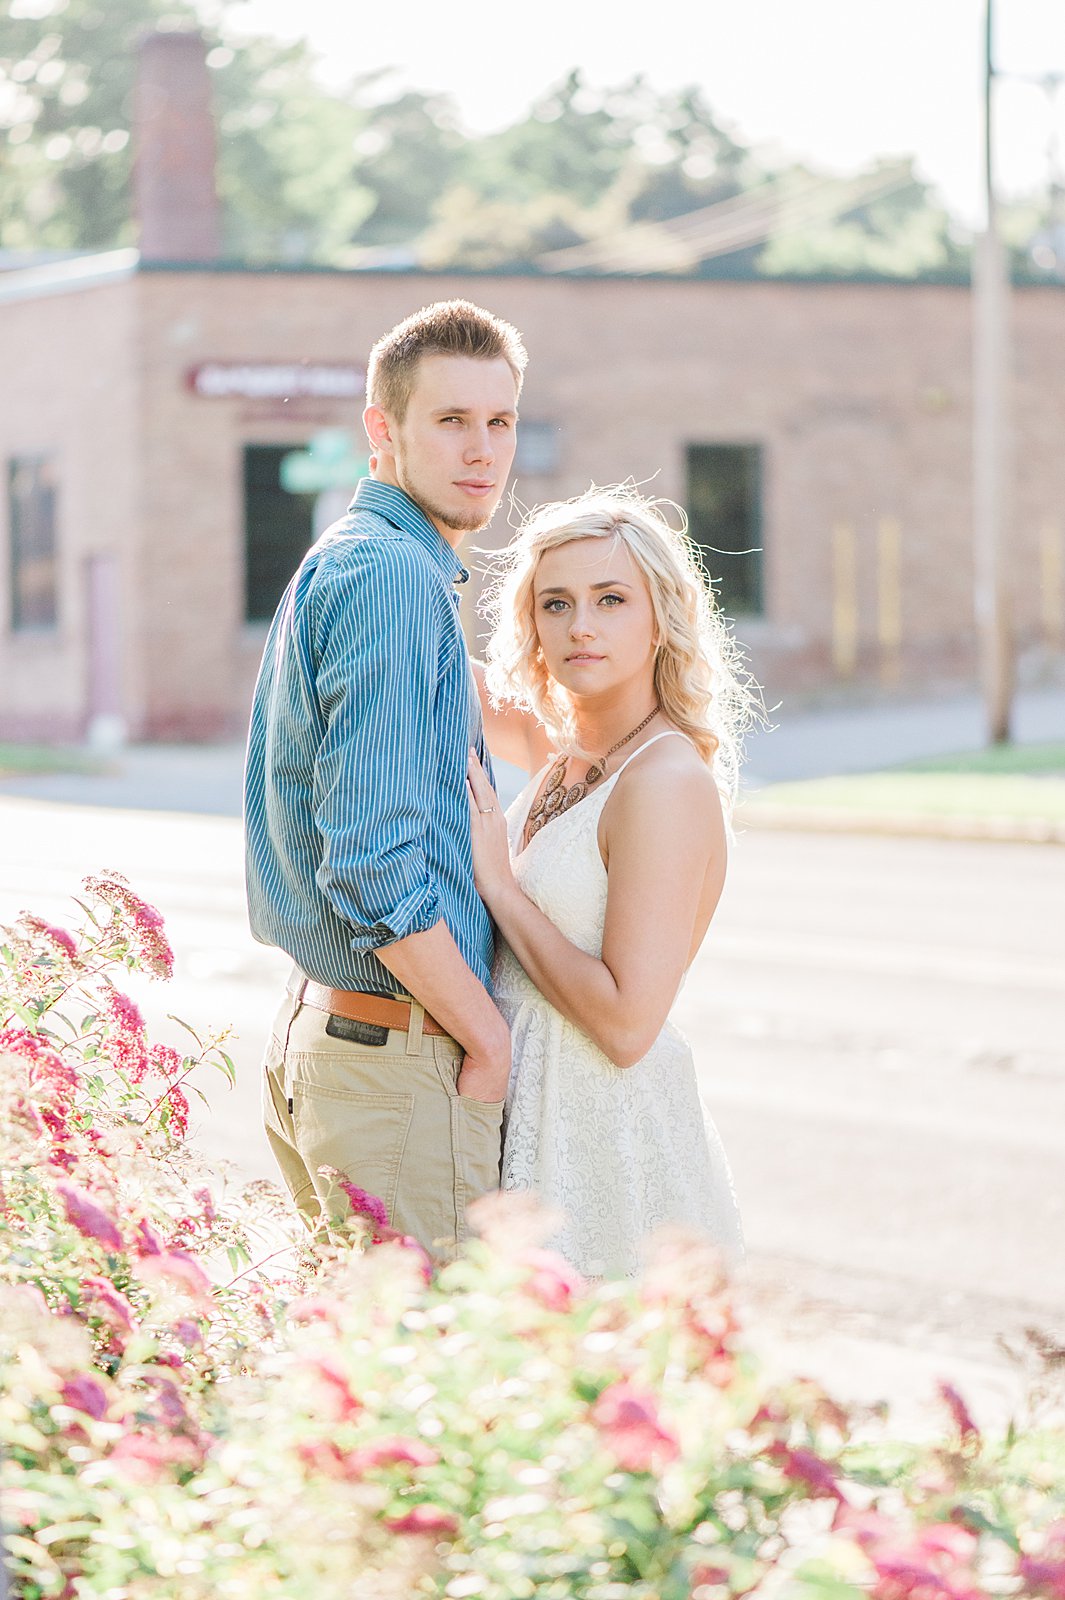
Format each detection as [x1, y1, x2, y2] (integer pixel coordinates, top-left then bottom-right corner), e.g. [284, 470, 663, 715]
[607, 730, 722, 823]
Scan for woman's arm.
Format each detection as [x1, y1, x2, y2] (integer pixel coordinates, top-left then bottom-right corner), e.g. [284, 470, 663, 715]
[467, 750, 726, 1067]
[472, 660, 553, 774]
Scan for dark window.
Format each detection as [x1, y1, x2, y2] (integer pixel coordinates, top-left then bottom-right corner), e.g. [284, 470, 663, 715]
[686, 444, 763, 615]
[9, 456, 58, 631]
[243, 445, 316, 623]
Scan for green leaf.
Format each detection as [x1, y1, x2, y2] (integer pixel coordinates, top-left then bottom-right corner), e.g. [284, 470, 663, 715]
[168, 1014, 204, 1047]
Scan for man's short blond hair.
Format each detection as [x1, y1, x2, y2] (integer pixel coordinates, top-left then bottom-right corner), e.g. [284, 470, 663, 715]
[366, 300, 528, 422]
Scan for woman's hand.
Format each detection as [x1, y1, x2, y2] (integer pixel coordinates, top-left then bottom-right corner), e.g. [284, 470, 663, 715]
[466, 750, 515, 911]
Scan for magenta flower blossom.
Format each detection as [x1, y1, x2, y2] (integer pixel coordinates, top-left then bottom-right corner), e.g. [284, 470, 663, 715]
[108, 1432, 203, 1483]
[318, 1167, 390, 1233]
[79, 1275, 138, 1336]
[937, 1380, 980, 1445]
[83, 873, 174, 978]
[591, 1382, 680, 1473]
[301, 1354, 363, 1422]
[768, 1442, 845, 1503]
[1019, 1526, 1065, 1600]
[0, 1028, 76, 1095]
[60, 1375, 109, 1420]
[20, 914, 78, 960]
[57, 1184, 123, 1253]
[383, 1504, 459, 1537]
[135, 1248, 214, 1307]
[287, 1294, 344, 1328]
[348, 1436, 439, 1472]
[132, 1217, 164, 1257]
[521, 1247, 585, 1312]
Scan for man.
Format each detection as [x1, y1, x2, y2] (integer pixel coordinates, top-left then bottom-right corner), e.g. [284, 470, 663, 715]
[245, 300, 527, 1256]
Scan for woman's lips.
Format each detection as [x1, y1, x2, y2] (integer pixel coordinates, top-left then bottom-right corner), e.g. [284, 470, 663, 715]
[566, 653, 604, 662]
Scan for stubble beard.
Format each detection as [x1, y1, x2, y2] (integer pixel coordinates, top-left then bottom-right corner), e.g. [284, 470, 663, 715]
[396, 459, 502, 536]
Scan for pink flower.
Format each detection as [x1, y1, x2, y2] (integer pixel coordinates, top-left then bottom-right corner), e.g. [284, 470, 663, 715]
[20, 914, 78, 961]
[287, 1295, 344, 1328]
[173, 1317, 203, 1349]
[79, 1276, 137, 1335]
[107, 989, 146, 1036]
[1, 1029, 76, 1096]
[134, 1249, 213, 1307]
[193, 1187, 216, 1226]
[108, 1432, 203, 1483]
[148, 1043, 183, 1080]
[349, 1436, 439, 1472]
[521, 1247, 585, 1312]
[83, 873, 174, 978]
[132, 1217, 164, 1257]
[937, 1381, 980, 1446]
[60, 1375, 109, 1420]
[383, 1504, 459, 1537]
[1020, 1533, 1065, 1600]
[319, 1167, 390, 1233]
[301, 1354, 363, 1422]
[768, 1442, 846, 1503]
[57, 1184, 123, 1253]
[161, 1084, 189, 1138]
[591, 1382, 680, 1473]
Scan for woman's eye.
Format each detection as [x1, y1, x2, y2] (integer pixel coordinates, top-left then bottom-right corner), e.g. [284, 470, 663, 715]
[542, 599, 568, 613]
[600, 593, 624, 606]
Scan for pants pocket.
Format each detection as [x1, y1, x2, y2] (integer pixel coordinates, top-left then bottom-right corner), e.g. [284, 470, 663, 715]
[292, 1080, 414, 1227]
[454, 1094, 505, 1229]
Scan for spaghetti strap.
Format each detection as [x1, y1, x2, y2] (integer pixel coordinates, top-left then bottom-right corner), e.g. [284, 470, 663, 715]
[610, 729, 690, 780]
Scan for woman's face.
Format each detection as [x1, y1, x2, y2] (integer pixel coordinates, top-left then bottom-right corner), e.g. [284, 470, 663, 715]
[532, 534, 658, 703]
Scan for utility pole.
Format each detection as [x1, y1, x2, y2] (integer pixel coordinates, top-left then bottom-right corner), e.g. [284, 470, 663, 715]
[972, 0, 1014, 743]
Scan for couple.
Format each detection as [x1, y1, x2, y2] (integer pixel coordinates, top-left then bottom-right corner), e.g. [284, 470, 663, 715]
[245, 299, 753, 1279]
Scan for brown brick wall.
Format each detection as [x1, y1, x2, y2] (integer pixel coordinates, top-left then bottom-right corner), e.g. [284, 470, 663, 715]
[2, 266, 1063, 741]
[0, 278, 141, 740]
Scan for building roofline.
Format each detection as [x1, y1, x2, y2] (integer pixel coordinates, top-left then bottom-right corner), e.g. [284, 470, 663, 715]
[2, 248, 1061, 300]
[0, 248, 139, 305]
[137, 256, 978, 288]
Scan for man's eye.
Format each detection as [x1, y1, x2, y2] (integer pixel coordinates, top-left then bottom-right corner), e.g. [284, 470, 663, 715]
[489, 417, 511, 428]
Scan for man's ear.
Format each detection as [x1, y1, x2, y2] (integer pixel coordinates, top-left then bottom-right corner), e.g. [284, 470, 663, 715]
[363, 403, 394, 458]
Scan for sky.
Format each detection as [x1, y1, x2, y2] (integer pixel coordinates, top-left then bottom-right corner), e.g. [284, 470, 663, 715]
[225, 0, 1065, 225]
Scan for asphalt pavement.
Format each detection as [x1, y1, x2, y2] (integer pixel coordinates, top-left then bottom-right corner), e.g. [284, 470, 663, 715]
[2, 682, 1063, 1433]
[2, 682, 1062, 816]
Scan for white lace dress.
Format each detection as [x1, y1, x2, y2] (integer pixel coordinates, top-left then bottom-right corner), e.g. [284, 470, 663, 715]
[494, 732, 744, 1279]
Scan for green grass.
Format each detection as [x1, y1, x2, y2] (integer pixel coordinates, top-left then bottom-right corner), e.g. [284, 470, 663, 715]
[0, 743, 108, 778]
[900, 741, 1065, 776]
[744, 743, 1065, 823]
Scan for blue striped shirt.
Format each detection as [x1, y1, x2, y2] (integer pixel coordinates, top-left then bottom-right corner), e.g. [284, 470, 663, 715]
[244, 478, 495, 996]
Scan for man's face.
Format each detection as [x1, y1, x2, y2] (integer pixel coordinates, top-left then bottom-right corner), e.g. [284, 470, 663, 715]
[366, 354, 519, 542]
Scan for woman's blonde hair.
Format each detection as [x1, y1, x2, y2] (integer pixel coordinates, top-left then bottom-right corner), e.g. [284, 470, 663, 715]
[481, 485, 763, 813]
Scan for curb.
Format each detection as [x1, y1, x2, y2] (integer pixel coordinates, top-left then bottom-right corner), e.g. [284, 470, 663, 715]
[735, 802, 1065, 845]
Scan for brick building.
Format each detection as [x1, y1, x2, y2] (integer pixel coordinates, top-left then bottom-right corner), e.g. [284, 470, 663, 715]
[2, 35, 1063, 742]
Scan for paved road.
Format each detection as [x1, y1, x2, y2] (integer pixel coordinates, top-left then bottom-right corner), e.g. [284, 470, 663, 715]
[2, 792, 1061, 1428]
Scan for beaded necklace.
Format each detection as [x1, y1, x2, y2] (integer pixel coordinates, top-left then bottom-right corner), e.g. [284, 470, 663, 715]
[524, 707, 660, 842]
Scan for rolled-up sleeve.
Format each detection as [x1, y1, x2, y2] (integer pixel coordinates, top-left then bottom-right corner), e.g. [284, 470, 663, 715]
[309, 543, 452, 951]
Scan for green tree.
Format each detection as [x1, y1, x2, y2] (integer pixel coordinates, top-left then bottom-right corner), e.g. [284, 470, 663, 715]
[0, 0, 372, 259]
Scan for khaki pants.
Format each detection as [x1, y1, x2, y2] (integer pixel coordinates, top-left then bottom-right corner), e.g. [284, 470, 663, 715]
[262, 986, 505, 1260]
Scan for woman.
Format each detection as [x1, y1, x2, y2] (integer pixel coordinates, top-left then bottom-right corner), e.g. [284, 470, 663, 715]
[467, 486, 760, 1279]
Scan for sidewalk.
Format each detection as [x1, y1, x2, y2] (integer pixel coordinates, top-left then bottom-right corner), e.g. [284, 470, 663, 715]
[1, 684, 1062, 818]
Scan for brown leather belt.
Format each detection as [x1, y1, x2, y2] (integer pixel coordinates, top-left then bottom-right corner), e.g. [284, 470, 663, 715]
[287, 972, 449, 1038]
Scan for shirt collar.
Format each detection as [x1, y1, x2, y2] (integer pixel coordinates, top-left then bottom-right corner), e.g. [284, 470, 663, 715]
[351, 479, 470, 585]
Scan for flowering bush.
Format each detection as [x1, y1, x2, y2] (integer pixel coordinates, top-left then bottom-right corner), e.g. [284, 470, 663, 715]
[2, 878, 1064, 1598]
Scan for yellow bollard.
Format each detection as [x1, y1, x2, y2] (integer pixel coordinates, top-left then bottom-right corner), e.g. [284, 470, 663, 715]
[832, 520, 858, 678]
[877, 516, 902, 685]
[1040, 521, 1064, 652]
